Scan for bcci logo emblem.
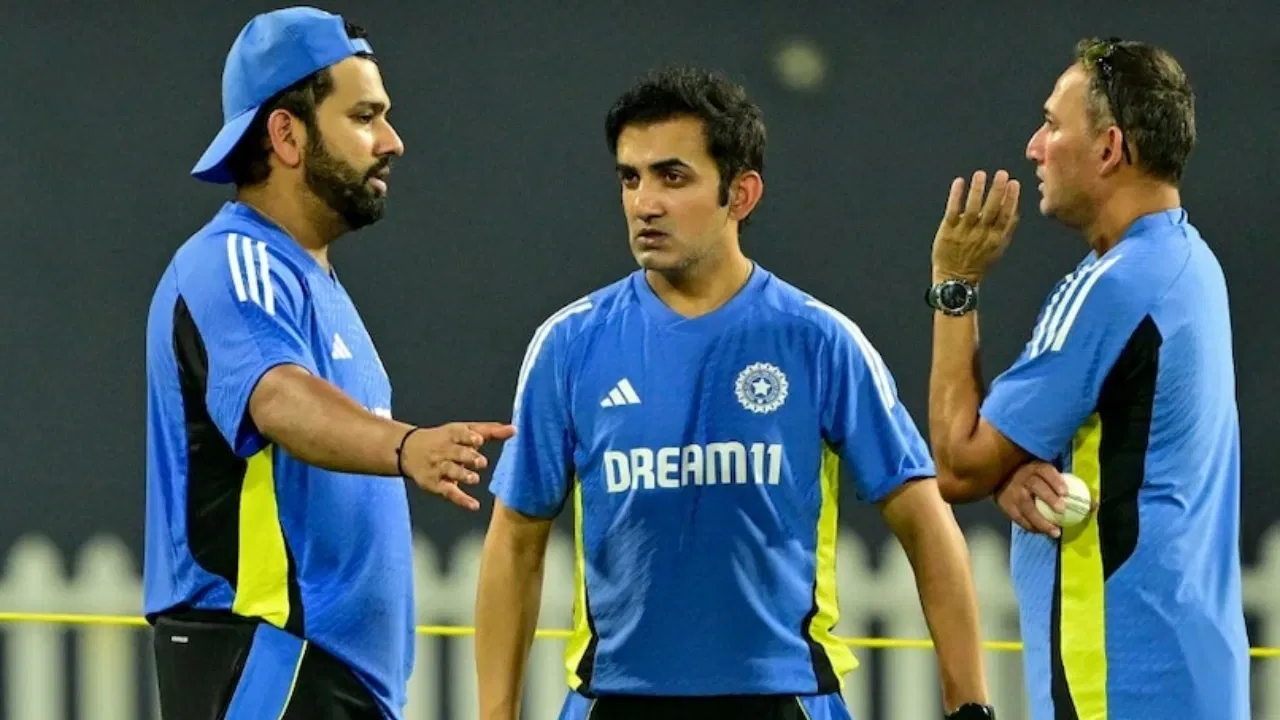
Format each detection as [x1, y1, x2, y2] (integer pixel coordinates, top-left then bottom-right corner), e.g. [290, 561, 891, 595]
[735, 362, 789, 414]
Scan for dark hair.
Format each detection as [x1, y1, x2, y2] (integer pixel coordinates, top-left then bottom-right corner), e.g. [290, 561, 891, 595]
[605, 66, 766, 219]
[227, 21, 374, 187]
[1074, 37, 1196, 185]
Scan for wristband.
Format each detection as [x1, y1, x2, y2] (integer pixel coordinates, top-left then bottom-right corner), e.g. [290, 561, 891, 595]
[396, 426, 422, 478]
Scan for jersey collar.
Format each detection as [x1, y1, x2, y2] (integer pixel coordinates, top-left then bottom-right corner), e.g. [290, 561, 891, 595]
[1123, 207, 1188, 239]
[633, 262, 769, 332]
[217, 201, 330, 278]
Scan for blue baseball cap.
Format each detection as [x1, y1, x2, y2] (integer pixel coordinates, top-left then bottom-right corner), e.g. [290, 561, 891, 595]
[191, 6, 373, 184]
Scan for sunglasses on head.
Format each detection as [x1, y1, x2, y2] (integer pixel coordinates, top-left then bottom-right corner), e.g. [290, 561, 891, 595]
[1091, 37, 1133, 164]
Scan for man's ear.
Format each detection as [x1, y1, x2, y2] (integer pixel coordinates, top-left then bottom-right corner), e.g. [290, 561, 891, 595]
[729, 170, 764, 222]
[265, 109, 305, 169]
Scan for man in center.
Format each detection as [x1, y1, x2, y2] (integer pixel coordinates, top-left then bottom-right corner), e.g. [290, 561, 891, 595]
[475, 66, 995, 720]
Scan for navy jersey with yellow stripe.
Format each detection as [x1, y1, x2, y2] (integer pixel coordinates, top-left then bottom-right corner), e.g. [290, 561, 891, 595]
[980, 209, 1250, 719]
[490, 264, 935, 696]
[143, 201, 413, 719]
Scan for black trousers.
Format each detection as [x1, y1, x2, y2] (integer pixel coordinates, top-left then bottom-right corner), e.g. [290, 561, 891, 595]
[152, 611, 383, 720]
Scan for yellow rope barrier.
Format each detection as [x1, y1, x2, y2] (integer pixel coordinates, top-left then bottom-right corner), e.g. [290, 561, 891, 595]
[1, 612, 1277, 658]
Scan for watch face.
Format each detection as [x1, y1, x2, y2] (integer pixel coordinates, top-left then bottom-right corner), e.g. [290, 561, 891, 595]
[940, 281, 971, 309]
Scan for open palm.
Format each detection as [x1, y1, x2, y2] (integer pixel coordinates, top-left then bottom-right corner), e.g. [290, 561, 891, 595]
[931, 169, 1022, 283]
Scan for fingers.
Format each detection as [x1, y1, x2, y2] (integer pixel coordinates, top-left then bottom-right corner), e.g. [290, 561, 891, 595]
[1033, 463, 1068, 496]
[943, 177, 965, 225]
[400, 423, 511, 511]
[412, 462, 481, 509]
[1029, 456, 1070, 497]
[999, 466, 1064, 538]
[468, 422, 517, 441]
[963, 171, 987, 220]
[1021, 492, 1063, 538]
[448, 422, 516, 446]
[438, 460, 480, 485]
[998, 496, 1036, 533]
[980, 170, 1008, 224]
[1027, 475, 1066, 513]
[443, 445, 487, 471]
[949, 169, 1021, 229]
[449, 424, 486, 447]
[999, 490, 1055, 536]
[437, 482, 480, 511]
[999, 177, 1021, 229]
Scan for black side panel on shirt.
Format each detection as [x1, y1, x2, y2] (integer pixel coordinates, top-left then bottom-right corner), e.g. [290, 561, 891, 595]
[1049, 553, 1078, 720]
[173, 296, 247, 591]
[283, 527, 306, 635]
[574, 582, 600, 694]
[1048, 314, 1161, 718]
[1096, 315, 1161, 579]
[800, 579, 840, 694]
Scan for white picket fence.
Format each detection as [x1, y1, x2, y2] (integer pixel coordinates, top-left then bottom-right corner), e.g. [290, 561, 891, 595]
[3, 525, 1279, 720]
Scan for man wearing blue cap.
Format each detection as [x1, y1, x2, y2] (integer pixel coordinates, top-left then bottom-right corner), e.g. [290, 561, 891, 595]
[143, 7, 514, 719]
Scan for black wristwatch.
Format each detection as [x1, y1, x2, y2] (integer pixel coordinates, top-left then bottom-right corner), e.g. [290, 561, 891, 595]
[926, 278, 979, 316]
[945, 703, 996, 719]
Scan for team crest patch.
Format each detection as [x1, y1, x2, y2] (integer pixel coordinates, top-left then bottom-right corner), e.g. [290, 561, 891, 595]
[735, 362, 789, 414]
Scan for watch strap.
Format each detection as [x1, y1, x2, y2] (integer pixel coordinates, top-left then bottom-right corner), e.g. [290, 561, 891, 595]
[944, 703, 996, 719]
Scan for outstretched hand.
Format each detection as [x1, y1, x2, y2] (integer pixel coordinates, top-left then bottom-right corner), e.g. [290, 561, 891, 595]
[398, 422, 516, 511]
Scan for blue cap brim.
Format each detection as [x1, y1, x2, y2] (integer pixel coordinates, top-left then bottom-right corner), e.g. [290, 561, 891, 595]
[190, 105, 260, 184]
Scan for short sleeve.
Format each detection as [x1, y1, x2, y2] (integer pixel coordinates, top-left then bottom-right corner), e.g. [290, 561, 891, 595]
[489, 312, 578, 518]
[176, 234, 318, 456]
[981, 255, 1143, 461]
[811, 302, 937, 503]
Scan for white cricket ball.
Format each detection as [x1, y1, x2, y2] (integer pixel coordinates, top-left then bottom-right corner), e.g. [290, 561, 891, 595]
[1035, 472, 1093, 528]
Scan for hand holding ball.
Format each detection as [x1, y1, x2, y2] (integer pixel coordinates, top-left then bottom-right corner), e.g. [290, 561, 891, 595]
[1034, 472, 1092, 528]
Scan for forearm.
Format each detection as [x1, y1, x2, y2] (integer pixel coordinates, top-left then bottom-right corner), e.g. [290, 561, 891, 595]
[928, 169, 1027, 503]
[928, 306, 985, 468]
[904, 517, 988, 711]
[928, 292, 1006, 499]
[475, 524, 546, 720]
[249, 364, 412, 475]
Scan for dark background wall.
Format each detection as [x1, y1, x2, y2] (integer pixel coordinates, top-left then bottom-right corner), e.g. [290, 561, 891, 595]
[3, 2, 1277, 718]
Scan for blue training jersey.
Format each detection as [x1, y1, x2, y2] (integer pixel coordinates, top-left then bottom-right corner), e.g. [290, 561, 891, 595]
[981, 209, 1250, 720]
[490, 264, 935, 696]
[143, 201, 414, 718]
